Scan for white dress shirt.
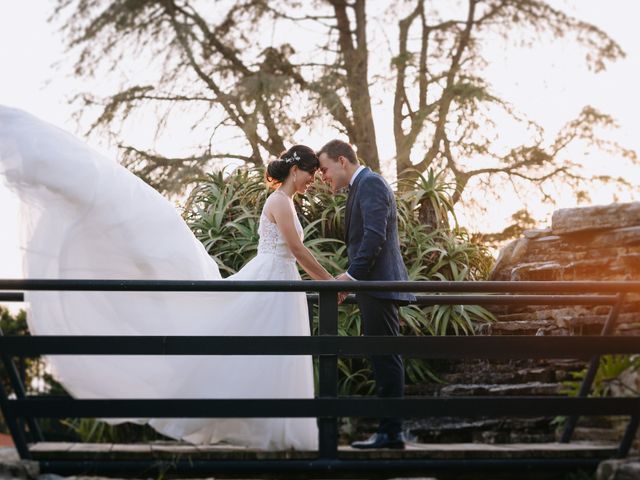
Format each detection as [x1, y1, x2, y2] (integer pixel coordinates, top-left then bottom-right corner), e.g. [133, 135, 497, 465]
[349, 165, 365, 188]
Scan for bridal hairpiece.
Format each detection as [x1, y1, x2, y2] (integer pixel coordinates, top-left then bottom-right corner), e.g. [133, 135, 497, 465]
[284, 151, 300, 164]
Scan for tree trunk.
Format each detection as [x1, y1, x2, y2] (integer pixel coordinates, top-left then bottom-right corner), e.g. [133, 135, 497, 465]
[331, 0, 380, 171]
[418, 200, 438, 233]
[351, 81, 380, 170]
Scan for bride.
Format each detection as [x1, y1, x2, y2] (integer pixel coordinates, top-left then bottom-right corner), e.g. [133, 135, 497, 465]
[0, 106, 335, 450]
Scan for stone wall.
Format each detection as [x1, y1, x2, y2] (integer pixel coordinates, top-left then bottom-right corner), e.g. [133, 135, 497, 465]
[488, 202, 640, 336]
[403, 202, 640, 446]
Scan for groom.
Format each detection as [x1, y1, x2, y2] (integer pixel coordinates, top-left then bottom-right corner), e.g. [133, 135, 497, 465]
[318, 140, 415, 449]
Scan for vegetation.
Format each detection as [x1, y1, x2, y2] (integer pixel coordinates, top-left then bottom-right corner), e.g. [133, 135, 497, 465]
[0, 306, 67, 437]
[60, 418, 162, 443]
[555, 354, 639, 451]
[52, 0, 635, 214]
[184, 167, 495, 394]
[562, 355, 640, 398]
[0, 307, 64, 397]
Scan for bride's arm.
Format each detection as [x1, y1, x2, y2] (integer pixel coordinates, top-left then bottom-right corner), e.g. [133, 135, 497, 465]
[268, 196, 334, 281]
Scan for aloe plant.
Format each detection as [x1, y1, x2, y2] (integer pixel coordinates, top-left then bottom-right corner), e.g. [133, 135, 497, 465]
[184, 167, 496, 395]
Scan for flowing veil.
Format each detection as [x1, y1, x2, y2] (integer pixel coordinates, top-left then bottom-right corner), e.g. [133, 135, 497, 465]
[0, 106, 318, 450]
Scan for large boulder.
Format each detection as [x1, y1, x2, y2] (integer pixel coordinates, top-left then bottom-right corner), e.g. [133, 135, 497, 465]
[491, 202, 640, 285]
[552, 202, 640, 235]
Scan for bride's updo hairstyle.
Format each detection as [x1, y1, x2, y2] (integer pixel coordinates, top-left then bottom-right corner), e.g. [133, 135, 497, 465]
[265, 145, 319, 187]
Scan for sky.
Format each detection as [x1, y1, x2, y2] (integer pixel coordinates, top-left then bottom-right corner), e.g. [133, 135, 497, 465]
[0, 0, 639, 281]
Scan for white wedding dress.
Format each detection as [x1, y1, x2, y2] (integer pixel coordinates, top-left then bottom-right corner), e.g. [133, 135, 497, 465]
[0, 106, 318, 450]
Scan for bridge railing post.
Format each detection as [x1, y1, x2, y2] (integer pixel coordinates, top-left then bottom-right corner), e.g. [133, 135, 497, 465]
[317, 290, 338, 458]
[0, 324, 44, 444]
[0, 375, 31, 459]
[561, 292, 625, 443]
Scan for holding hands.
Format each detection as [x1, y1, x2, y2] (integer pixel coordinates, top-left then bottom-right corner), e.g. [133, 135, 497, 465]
[335, 272, 353, 304]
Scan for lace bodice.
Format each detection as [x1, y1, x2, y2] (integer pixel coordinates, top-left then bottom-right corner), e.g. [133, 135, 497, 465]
[257, 192, 303, 260]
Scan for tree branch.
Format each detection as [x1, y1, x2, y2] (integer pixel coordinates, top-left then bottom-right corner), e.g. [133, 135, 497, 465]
[413, 0, 477, 174]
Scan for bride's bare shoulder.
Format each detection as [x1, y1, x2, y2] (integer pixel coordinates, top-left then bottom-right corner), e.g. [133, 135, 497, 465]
[263, 190, 291, 220]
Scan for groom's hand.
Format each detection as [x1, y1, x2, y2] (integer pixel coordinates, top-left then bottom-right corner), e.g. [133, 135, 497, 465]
[335, 272, 352, 304]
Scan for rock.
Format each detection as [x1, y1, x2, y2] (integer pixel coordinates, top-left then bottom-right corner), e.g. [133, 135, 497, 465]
[511, 237, 530, 262]
[573, 427, 622, 443]
[0, 447, 39, 479]
[510, 261, 563, 281]
[589, 226, 640, 248]
[490, 238, 520, 280]
[621, 253, 640, 270]
[618, 463, 640, 480]
[407, 202, 640, 454]
[610, 368, 640, 398]
[597, 457, 640, 480]
[552, 202, 640, 235]
[388, 475, 439, 480]
[440, 381, 560, 397]
[523, 228, 552, 239]
[407, 416, 556, 444]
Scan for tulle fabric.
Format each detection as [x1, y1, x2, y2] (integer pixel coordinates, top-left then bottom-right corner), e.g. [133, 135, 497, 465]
[0, 106, 318, 450]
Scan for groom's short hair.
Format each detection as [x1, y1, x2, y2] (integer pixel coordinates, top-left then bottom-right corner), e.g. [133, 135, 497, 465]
[318, 139, 358, 165]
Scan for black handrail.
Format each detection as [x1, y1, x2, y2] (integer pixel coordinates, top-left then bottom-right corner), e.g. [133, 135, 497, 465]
[0, 335, 638, 357]
[1, 278, 640, 292]
[0, 327, 43, 443]
[7, 290, 624, 305]
[561, 293, 626, 442]
[0, 279, 638, 475]
[10, 396, 640, 418]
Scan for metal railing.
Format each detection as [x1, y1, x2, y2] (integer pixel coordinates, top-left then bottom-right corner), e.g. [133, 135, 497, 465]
[0, 279, 639, 476]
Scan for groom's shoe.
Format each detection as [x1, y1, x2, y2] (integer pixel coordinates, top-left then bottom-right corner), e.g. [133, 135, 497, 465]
[350, 432, 405, 449]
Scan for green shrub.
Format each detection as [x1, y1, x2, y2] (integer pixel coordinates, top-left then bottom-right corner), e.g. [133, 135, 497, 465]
[60, 418, 162, 443]
[562, 355, 640, 397]
[185, 168, 496, 394]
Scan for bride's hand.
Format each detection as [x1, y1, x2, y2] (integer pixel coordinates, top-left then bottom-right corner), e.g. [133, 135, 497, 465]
[325, 276, 347, 304]
[335, 272, 352, 304]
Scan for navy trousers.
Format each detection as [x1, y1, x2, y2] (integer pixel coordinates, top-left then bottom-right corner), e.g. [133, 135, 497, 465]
[356, 293, 404, 435]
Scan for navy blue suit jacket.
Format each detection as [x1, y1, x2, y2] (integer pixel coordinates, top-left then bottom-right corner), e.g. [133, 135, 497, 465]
[345, 168, 416, 303]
